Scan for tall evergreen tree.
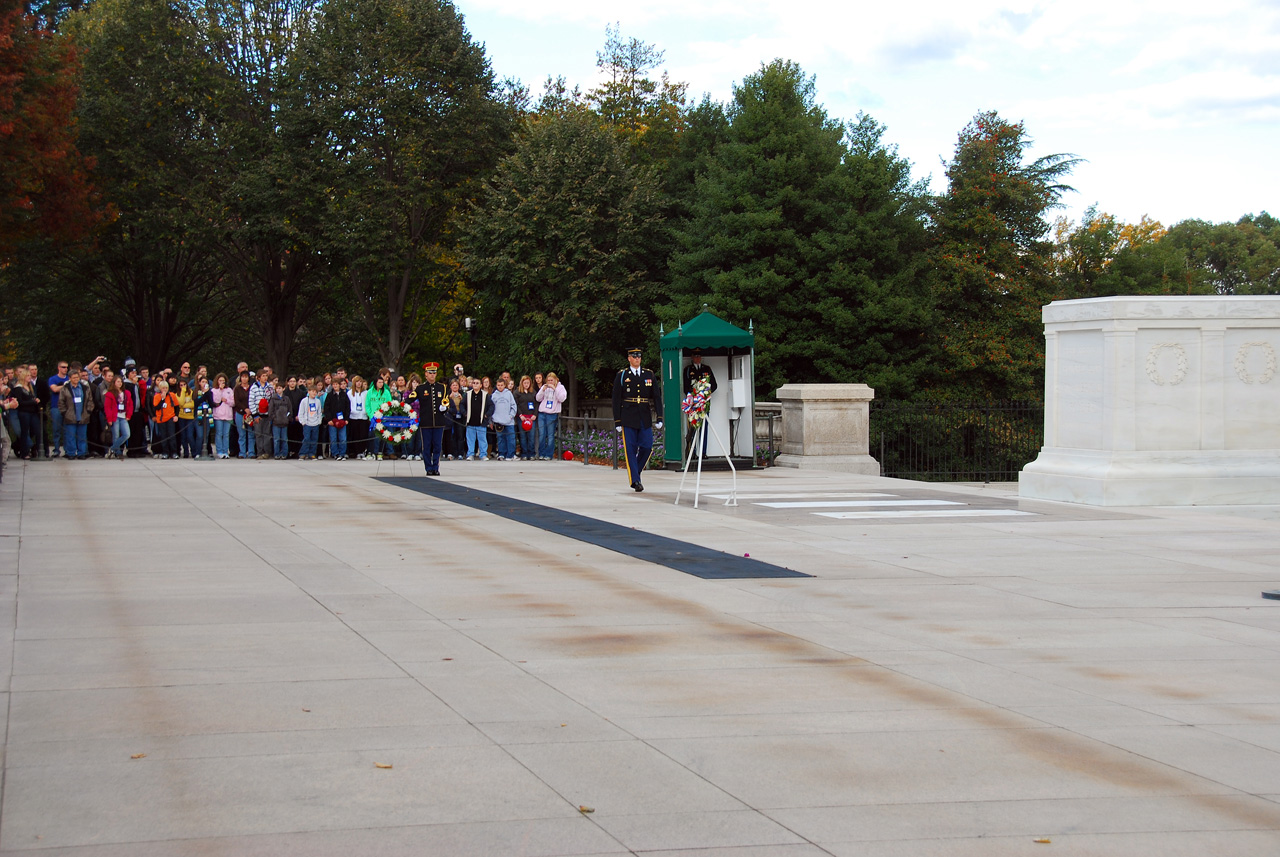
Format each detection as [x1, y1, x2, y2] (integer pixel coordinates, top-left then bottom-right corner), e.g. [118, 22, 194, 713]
[928, 110, 1078, 400]
[668, 60, 931, 396]
[588, 23, 686, 166]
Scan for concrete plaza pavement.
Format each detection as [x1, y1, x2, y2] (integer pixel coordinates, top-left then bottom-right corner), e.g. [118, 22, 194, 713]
[2, 454, 1280, 855]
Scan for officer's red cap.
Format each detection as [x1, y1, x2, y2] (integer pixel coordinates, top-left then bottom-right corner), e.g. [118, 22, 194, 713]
[423, 362, 440, 372]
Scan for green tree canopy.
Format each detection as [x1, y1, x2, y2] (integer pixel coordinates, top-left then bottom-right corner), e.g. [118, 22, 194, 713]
[41, 0, 240, 369]
[463, 108, 666, 410]
[588, 23, 687, 166]
[202, 0, 333, 375]
[667, 60, 932, 396]
[928, 110, 1079, 400]
[286, 0, 513, 374]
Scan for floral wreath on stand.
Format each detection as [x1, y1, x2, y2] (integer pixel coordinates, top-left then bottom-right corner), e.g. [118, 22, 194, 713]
[373, 400, 419, 446]
[681, 376, 712, 429]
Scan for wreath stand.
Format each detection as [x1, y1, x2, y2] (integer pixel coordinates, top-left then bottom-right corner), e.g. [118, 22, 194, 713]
[674, 417, 738, 509]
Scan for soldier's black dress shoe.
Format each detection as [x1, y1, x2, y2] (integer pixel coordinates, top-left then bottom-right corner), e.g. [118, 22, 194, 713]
[631, 482, 644, 492]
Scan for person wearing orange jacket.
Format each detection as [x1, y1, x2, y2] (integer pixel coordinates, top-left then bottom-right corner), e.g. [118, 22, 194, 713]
[150, 380, 180, 459]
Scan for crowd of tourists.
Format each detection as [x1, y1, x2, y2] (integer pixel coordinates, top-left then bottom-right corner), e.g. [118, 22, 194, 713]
[0, 356, 571, 470]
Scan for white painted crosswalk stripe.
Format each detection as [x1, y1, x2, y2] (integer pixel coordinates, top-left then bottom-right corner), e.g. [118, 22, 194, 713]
[756, 499, 964, 509]
[704, 492, 897, 500]
[698, 488, 1042, 522]
[816, 509, 1037, 520]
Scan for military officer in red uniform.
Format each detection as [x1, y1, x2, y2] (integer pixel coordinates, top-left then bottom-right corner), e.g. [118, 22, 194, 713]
[611, 346, 663, 492]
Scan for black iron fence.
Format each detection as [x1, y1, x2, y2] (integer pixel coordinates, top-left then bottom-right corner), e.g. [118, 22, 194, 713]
[870, 400, 1044, 482]
[557, 416, 667, 470]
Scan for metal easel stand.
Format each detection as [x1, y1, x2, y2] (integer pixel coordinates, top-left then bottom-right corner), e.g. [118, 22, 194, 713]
[674, 418, 737, 509]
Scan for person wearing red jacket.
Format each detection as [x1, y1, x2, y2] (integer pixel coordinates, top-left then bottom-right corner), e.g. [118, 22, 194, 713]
[103, 375, 135, 460]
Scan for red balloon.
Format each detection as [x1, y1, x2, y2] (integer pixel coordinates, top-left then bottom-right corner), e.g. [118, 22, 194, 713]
[563, 450, 574, 460]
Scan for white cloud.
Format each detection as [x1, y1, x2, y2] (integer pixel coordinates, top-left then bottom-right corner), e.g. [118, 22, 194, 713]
[458, 0, 1280, 225]
[1021, 69, 1280, 131]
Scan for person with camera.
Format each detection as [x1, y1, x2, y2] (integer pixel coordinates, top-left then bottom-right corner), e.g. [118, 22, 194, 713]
[535, 372, 566, 460]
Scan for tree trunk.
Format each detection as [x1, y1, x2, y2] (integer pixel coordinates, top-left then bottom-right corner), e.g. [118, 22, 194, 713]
[564, 357, 578, 418]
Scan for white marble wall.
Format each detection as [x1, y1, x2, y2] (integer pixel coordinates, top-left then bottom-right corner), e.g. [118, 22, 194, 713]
[1020, 296, 1280, 506]
[775, 384, 880, 474]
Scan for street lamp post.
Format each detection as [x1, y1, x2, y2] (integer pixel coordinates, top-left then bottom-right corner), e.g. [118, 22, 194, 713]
[464, 317, 478, 367]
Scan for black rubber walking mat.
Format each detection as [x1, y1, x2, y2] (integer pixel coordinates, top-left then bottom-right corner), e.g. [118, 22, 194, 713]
[376, 477, 810, 580]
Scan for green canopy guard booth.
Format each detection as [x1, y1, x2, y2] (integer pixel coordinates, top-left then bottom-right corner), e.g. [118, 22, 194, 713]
[659, 312, 756, 467]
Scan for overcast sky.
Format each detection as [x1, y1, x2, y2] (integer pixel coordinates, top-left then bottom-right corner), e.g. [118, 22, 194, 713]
[455, 0, 1279, 230]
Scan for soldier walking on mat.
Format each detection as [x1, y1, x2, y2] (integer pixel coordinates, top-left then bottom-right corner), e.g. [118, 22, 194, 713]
[612, 346, 663, 492]
[415, 362, 450, 476]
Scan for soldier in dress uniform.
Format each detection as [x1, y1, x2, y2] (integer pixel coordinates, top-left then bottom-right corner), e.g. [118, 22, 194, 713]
[611, 346, 663, 492]
[414, 362, 450, 476]
[682, 348, 718, 457]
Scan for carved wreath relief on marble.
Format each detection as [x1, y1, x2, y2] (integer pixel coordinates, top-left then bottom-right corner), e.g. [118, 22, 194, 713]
[1143, 341, 1277, 385]
[1233, 342, 1276, 385]
[1144, 343, 1188, 386]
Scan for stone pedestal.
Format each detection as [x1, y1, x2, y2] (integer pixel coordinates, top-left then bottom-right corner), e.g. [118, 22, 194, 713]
[1020, 296, 1280, 506]
[775, 384, 879, 474]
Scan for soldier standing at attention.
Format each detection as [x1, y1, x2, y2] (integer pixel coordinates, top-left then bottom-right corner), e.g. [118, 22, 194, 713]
[612, 346, 663, 492]
[682, 348, 718, 457]
[415, 362, 450, 476]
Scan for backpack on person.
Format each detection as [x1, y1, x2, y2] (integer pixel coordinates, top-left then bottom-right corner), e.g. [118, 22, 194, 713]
[270, 394, 291, 427]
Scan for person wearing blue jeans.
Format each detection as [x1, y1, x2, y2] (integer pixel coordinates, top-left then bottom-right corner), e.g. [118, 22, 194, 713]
[234, 411, 254, 457]
[301, 424, 319, 459]
[535, 372, 565, 459]
[490, 379, 517, 460]
[109, 413, 131, 456]
[214, 418, 231, 459]
[233, 372, 255, 457]
[536, 412, 558, 459]
[322, 381, 351, 460]
[64, 422, 88, 459]
[495, 422, 516, 459]
[47, 362, 68, 457]
[273, 424, 288, 459]
[57, 367, 93, 459]
[466, 424, 486, 459]
[461, 377, 492, 460]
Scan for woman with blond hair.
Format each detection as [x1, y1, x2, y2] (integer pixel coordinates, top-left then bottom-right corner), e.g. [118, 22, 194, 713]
[348, 375, 369, 459]
[8, 366, 42, 460]
[535, 371, 566, 460]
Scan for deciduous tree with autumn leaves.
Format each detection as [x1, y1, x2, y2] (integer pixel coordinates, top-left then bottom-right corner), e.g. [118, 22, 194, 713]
[0, 0, 105, 260]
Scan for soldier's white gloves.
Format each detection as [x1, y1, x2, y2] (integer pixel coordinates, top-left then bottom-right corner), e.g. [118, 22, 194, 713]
[439, 405, 447, 411]
[655, 421, 663, 430]
[615, 426, 623, 433]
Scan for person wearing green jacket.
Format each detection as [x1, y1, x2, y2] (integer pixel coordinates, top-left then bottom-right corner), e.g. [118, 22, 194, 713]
[364, 375, 395, 460]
